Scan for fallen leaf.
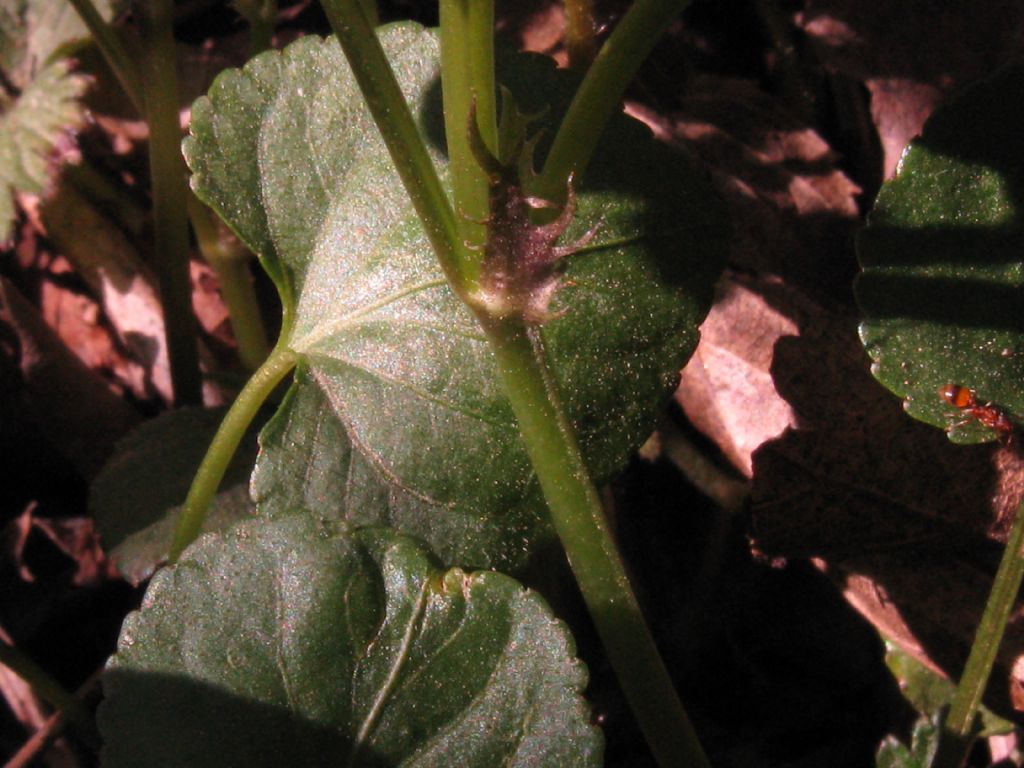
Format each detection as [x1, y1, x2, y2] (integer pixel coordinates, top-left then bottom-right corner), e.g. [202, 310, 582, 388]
[798, 0, 1024, 177]
[629, 75, 860, 301]
[749, 305, 1024, 715]
[676, 272, 798, 476]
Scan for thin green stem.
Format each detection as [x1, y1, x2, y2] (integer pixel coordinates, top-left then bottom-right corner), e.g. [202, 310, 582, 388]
[70, 0, 269, 382]
[536, 0, 693, 202]
[233, 0, 278, 54]
[318, 0, 468, 295]
[137, 0, 203, 405]
[168, 342, 298, 561]
[66, 0, 144, 114]
[0, 640, 100, 751]
[439, 0, 496, 271]
[564, 0, 597, 69]
[477, 315, 709, 768]
[935, 496, 1024, 767]
[187, 195, 270, 371]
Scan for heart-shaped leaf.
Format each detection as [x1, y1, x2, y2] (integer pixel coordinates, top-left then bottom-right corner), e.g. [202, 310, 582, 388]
[251, 365, 551, 572]
[185, 25, 726, 558]
[98, 516, 602, 767]
[857, 66, 1024, 443]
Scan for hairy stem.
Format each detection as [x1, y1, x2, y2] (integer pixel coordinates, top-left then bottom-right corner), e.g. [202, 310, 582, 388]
[935, 496, 1024, 767]
[537, 0, 693, 201]
[478, 315, 709, 768]
[168, 342, 297, 561]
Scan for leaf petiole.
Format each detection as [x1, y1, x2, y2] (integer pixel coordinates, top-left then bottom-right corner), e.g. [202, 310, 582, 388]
[537, 0, 694, 202]
[935, 495, 1024, 767]
[168, 342, 298, 561]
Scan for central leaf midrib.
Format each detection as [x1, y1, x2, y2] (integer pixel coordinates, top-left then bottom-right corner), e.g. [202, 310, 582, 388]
[348, 577, 429, 767]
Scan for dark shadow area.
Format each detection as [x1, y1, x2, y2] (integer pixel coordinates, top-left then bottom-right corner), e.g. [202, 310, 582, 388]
[856, 271, 1024, 333]
[602, 445, 915, 768]
[98, 670, 383, 767]
[750, 300, 1024, 722]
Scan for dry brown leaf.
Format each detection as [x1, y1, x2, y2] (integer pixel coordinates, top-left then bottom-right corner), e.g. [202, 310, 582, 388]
[629, 76, 860, 301]
[0, 277, 140, 479]
[38, 179, 174, 402]
[798, 0, 1024, 177]
[498, 0, 567, 62]
[748, 305, 1024, 715]
[676, 273, 798, 476]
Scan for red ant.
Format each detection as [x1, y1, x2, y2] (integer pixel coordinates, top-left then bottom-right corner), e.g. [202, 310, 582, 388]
[938, 384, 1015, 438]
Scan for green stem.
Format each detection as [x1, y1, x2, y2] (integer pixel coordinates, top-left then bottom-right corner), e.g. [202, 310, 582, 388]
[564, 0, 598, 69]
[233, 0, 278, 54]
[319, 4, 706, 763]
[137, 0, 203, 405]
[187, 195, 270, 371]
[439, 0, 496, 268]
[319, 0, 468, 294]
[935, 497, 1024, 767]
[0, 640, 100, 751]
[357, 0, 378, 26]
[168, 342, 298, 561]
[66, 0, 145, 114]
[478, 315, 709, 768]
[536, 0, 693, 201]
[71, 0, 269, 381]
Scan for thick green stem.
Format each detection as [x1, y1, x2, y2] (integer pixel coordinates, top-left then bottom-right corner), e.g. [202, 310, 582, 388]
[319, 0, 468, 295]
[137, 0, 203, 405]
[320, 4, 707, 763]
[187, 195, 270, 371]
[564, 0, 598, 69]
[439, 0, 496, 270]
[935, 497, 1024, 767]
[478, 315, 709, 768]
[537, 0, 693, 201]
[168, 342, 297, 561]
[0, 640, 100, 750]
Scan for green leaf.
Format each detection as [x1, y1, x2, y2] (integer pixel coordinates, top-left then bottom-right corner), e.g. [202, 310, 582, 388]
[0, 60, 86, 242]
[0, 0, 118, 241]
[251, 365, 552, 572]
[857, 66, 1024, 443]
[90, 407, 259, 584]
[0, 0, 115, 74]
[875, 713, 940, 768]
[885, 645, 1015, 738]
[98, 516, 603, 767]
[185, 25, 726, 556]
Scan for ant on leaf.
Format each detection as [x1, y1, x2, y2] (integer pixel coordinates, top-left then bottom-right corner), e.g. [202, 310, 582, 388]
[938, 384, 1016, 440]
